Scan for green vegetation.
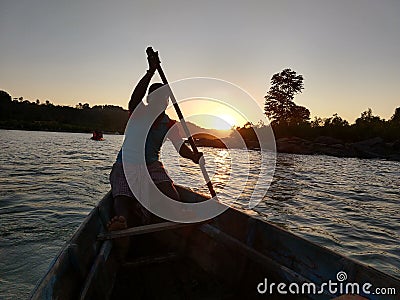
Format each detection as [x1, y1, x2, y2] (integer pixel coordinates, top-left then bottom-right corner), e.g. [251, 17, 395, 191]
[225, 68, 399, 160]
[264, 68, 310, 126]
[216, 68, 398, 161]
[0, 91, 128, 133]
[231, 105, 399, 160]
[264, 107, 400, 142]
[1, 80, 399, 147]
[262, 68, 399, 142]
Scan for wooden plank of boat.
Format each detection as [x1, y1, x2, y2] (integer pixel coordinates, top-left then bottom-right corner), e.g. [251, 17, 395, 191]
[30, 186, 400, 300]
[97, 221, 196, 240]
[122, 252, 179, 268]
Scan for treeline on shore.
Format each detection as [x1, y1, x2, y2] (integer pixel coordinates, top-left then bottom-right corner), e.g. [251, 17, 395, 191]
[267, 107, 400, 142]
[259, 68, 399, 143]
[1, 89, 399, 160]
[233, 108, 400, 161]
[0, 91, 128, 134]
[1, 89, 399, 142]
[234, 68, 399, 160]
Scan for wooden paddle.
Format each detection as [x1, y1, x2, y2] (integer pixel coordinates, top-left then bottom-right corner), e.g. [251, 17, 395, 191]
[146, 47, 217, 198]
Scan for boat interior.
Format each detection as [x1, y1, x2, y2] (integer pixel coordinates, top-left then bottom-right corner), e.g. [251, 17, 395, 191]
[30, 186, 400, 300]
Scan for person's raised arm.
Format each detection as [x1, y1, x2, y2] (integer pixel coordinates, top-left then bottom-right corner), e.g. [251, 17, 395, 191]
[128, 51, 160, 112]
[128, 71, 153, 112]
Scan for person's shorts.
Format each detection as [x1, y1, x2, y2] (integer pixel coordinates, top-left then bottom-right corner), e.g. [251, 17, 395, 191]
[109, 161, 172, 198]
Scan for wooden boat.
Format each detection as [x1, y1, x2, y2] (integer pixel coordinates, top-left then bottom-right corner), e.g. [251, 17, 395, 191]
[30, 186, 399, 300]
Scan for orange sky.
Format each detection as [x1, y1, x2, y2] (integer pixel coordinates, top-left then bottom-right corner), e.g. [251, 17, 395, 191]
[1, 1, 399, 127]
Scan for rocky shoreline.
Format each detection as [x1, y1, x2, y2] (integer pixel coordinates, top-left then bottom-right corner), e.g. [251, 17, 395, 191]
[194, 136, 400, 161]
[276, 136, 400, 161]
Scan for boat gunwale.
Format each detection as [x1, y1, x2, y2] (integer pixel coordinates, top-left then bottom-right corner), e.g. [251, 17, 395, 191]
[29, 191, 112, 299]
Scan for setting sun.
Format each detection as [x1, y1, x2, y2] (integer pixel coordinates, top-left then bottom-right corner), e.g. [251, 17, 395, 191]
[212, 114, 237, 130]
[166, 98, 250, 130]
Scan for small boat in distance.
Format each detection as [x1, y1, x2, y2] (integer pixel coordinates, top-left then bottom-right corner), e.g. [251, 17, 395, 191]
[30, 186, 400, 299]
[91, 130, 104, 141]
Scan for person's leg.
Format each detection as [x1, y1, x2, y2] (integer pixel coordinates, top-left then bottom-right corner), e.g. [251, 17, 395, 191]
[110, 161, 147, 226]
[113, 195, 138, 227]
[107, 196, 133, 262]
[155, 181, 180, 201]
[147, 161, 180, 201]
[150, 181, 180, 223]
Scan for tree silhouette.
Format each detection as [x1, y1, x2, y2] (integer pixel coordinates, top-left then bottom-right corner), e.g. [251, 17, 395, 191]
[311, 116, 324, 128]
[0, 90, 12, 121]
[0, 90, 12, 103]
[324, 113, 349, 127]
[355, 108, 382, 125]
[264, 68, 310, 126]
[233, 122, 259, 148]
[1, 88, 399, 145]
[289, 105, 310, 126]
[0, 94, 129, 133]
[390, 107, 400, 124]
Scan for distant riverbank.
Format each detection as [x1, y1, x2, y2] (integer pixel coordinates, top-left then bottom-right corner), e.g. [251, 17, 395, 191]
[276, 136, 400, 161]
[1, 91, 399, 161]
[2, 126, 399, 161]
[194, 135, 400, 161]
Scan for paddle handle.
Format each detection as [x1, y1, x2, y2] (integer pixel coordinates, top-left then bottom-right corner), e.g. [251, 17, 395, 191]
[146, 47, 216, 198]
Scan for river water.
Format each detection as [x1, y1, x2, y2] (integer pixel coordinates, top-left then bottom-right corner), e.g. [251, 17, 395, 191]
[0, 130, 399, 299]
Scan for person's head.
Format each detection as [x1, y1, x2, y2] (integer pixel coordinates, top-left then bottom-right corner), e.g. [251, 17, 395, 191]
[147, 83, 169, 112]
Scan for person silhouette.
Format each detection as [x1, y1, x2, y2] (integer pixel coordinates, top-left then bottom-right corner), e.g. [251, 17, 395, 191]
[108, 49, 202, 233]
